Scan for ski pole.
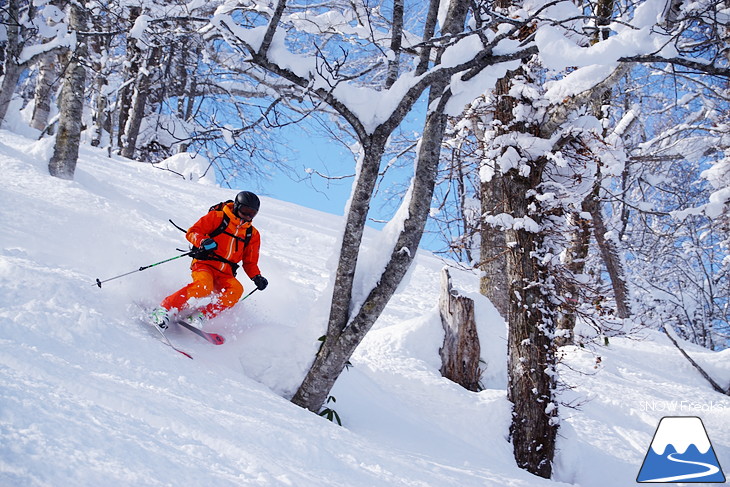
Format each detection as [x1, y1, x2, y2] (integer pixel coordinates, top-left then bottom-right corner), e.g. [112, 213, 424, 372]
[93, 251, 193, 288]
[240, 288, 258, 301]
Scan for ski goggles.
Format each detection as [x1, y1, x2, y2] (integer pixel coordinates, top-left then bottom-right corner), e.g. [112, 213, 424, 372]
[235, 206, 258, 221]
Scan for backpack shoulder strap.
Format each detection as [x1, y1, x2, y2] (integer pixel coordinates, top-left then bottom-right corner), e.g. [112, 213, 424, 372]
[209, 200, 234, 212]
[209, 213, 230, 239]
[243, 226, 252, 246]
[206, 200, 234, 239]
[198, 201, 253, 247]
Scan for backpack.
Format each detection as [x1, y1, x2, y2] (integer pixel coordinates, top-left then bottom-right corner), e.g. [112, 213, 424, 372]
[170, 201, 253, 276]
[207, 200, 253, 246]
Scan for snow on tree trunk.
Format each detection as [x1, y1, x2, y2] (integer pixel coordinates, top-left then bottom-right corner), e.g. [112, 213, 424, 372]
[586, 186, 632, 319]
[292, 87, 453, 412]
[48, 4, 87, 180]
[0, 62, 23, 129]
[0, 0, 22, 127]
[116, 6, 142, 152]
[290, 0, 468, 414]
[30, 51, 57, 132]
[89, 14, 112, 148]
[503, 164, 558, 479]
[439, 268, 481, 392]
[480, 167, 509, 318]
[384, 0, 404, 89]
[555, 210, 591, 346]
[291, 136, 388, 411]
[479, 72, 521, 318]
[121, 46, 161, 160]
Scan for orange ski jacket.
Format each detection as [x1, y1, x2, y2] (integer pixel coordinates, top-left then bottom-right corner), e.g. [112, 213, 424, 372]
[186, 202, 261, 278]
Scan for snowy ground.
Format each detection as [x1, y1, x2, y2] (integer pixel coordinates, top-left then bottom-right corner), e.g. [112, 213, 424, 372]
[0, 128, 729, 486]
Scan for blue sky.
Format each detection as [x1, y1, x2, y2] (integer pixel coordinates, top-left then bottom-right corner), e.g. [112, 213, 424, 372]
[229, 103, 448, 255]
[262, 128, 354, 219]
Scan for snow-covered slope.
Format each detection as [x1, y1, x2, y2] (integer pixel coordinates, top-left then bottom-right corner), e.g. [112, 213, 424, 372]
[1, 130, 728, 486]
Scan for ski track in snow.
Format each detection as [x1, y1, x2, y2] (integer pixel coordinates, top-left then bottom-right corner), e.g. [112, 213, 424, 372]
[0, 129, 729, 486]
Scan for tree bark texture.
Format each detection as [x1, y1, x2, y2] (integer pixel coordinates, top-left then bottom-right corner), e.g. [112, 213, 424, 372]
[30, 51, 57, 132]
[0, 0, 22, 126]
[583, 178, 632, 319]
[116, 6, 142, 151]
[504, 166, 558, 479]
[290, 135, 389, 411]
[479, 168, 509, 317]
[555, 210, 591, 346]
[385, 0, 404, 89]
[89, 12, 112, 147]
[121, 46, 161, 159]
[48, 4, 87, 180]
[292, 94, 452, 412]
[30, 0, 62, 133]
[439, 268, 481, 391]
[479, 74, 516, 318]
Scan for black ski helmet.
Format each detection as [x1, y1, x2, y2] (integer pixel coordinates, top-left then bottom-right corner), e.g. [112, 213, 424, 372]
[234, 191, 260, 213]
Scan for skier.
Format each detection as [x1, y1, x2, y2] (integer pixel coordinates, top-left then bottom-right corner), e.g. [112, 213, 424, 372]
[149, 191, 268, 329]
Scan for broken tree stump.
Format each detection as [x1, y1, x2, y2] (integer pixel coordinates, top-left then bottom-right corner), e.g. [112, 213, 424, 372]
[439, 267, 482, 392]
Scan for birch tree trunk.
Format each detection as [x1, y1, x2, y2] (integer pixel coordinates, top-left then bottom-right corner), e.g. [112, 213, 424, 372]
[116, 6, 141, 151]
[0, 0, 23, 127]
[89, 13, 111, 147]
[48, 3, 87, 180]
[121, 46, 161, 159]
[555, 209, 591, 346]
[30, 51, 57, 132]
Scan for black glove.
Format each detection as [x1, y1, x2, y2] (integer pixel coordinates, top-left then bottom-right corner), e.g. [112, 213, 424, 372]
[189, 247, 209, 259]
[190, 238, 217, 258]
[200, 238, 217, 250]
[253, 274, 268, 290]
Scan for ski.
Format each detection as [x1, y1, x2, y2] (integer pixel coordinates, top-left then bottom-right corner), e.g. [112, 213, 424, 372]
[175, 320, 225, 345]
[152, 324, 194, 359]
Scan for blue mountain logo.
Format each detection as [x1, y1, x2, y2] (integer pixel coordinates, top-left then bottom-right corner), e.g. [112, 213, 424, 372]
[637, 416, 726, 483]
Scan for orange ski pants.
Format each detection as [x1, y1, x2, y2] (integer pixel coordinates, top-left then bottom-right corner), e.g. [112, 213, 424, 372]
[161, 264, 243, 318]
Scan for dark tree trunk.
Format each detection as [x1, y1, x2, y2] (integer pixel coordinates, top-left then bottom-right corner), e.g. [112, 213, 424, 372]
[290, 134, 389, 411]
[504, 162, 558, 478]
[479, 169, 508, 317]
[479, 74, 516, 318]
[89, 12, 111, 147]
[585, 184, 632, 319]
[385, 0, 404, 88]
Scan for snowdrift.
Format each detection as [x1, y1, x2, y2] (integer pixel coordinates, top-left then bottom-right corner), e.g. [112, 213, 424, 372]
[0, 129, 728, 486]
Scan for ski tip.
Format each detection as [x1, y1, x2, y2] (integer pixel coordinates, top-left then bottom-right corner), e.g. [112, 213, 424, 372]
[178, 350, 194, 359]
[211, 334, 225, 345]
